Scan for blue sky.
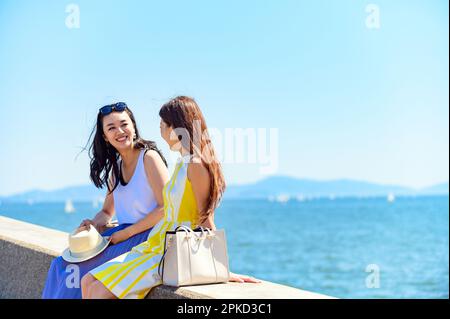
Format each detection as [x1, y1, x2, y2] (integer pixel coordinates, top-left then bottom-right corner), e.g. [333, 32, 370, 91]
[0, 0, 448, 196]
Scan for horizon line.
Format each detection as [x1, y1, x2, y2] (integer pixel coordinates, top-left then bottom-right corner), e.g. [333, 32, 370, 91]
[1, 175, 448, 198]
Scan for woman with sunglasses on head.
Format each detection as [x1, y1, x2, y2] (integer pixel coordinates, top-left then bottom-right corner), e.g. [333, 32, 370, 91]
[42, 102, 169, 299]
[81, 96, 260, 299]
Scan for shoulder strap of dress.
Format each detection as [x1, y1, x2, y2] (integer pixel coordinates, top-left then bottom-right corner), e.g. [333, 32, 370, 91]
[141, 148, 151, 170]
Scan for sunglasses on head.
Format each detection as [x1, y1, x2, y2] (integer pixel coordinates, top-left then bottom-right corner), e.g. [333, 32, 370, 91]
[99, 102, 127, 115]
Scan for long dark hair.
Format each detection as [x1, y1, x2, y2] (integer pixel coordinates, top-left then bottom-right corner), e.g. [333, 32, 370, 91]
[87, 104, 167, 194]
[159, 96, 226, 224]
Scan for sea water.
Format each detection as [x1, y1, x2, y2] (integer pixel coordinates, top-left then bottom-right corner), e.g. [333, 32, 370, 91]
[0, 195, 448, 299]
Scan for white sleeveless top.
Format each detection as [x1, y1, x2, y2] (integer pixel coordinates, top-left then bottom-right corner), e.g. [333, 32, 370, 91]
[112, 149, 158, 225]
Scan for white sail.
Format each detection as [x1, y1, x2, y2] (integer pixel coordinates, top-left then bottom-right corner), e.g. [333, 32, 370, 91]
[387, 193, 395, 203]
[276, 194, 290, 203]
[65, 199, 75, 213]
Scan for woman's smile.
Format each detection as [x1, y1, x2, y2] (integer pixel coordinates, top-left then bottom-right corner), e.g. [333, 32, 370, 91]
[115, 135, 129, 143]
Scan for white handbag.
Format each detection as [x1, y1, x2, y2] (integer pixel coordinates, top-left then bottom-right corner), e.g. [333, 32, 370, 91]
[158, 225, 230, 287]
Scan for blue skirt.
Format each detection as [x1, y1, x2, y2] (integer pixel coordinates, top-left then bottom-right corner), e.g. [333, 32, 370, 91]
[41, 224, 152, 299]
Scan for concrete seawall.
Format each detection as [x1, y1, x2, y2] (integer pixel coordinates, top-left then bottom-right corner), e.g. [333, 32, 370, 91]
[0, 216, 334, 299]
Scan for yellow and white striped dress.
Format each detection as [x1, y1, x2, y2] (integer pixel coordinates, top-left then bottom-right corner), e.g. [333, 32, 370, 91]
[90, 155, 199, 299]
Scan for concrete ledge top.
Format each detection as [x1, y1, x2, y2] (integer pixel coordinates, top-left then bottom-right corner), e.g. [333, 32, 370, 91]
[0, 215, 335, 299]
[151, 281, 334, 299]
[0, 216, 67, 256]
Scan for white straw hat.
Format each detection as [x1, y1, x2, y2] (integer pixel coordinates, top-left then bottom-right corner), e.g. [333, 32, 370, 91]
[61, 225, 111, 263]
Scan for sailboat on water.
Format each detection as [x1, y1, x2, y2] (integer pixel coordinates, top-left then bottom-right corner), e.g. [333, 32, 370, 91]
[64, 199, 75, 213]
[387, 193, 395, 203]
[276, 194, 290, 203]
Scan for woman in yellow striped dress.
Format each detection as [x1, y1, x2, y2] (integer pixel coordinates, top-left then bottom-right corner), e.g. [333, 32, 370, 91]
[81, 96, 261, 299]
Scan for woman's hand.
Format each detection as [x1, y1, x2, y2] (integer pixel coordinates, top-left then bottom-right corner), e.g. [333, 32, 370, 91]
[79, 219, 97, 230]
[110, 228, 132, 245]
[229, 272, 262, 284]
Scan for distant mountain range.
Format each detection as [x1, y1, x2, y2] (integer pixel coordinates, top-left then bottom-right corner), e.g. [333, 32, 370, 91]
[223, 177, 449, 199]
[0, 176, 448, 203]
[0, 184, 106, 203]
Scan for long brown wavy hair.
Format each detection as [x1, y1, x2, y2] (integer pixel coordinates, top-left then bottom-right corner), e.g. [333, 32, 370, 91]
[159, 96, 226, 224]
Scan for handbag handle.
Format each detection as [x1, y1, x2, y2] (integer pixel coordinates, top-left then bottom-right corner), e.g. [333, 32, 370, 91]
[193, 226, 215, 240]
[177, 225, 215, 240]
[157, 233, 171, 280]
[175, 225, 195, 237]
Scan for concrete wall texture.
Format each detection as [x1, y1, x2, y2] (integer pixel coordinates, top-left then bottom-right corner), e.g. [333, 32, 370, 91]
[0, 216, 334, 299]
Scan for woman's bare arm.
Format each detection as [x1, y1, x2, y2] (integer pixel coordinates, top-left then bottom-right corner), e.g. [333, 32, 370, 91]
[79, 179, 115, 230]
[92, 191, 115, 227]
